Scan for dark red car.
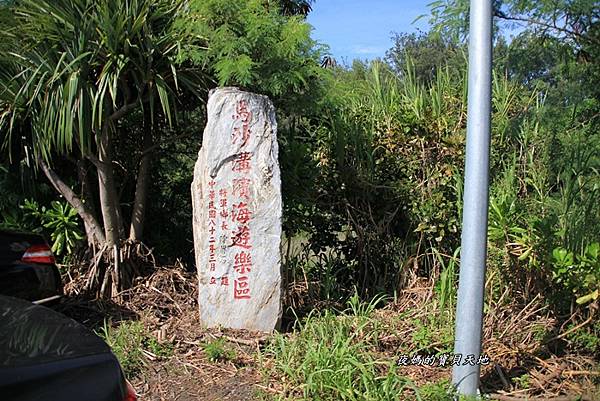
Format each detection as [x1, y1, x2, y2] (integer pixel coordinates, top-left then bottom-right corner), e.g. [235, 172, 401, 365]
[0, 229, 63, 304]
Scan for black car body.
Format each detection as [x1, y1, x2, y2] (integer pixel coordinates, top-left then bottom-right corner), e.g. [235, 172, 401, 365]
[0, 229, 63, 304]
[0, 295, 136, 401]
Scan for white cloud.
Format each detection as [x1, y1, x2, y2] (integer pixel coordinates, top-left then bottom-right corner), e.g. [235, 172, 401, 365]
[352, 45, 386, 55]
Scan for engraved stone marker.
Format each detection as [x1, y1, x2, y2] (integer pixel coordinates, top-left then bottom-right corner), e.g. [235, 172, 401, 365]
[191, 87, 282, 332]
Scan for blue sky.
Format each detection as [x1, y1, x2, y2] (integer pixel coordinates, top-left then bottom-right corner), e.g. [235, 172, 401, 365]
[307, 0, 432, 64]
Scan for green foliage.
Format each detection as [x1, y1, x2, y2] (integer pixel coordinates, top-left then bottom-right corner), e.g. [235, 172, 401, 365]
[565, 321, 600, 354]
[434, 247, 460, 317]
[98, 320, 147, 377]
[0, 162, 55, 231]
[512, 373, 530, 389]
[488, 155, 540, 269]
[98, 319, 174, 377]
[417, 379, 455, 401]
[40, 201, 84, 255]
[410, 314, 454, 355]
[1, 196, 83, 257]
[552, 243, 600, 303]
[141, 111, 201, 262]
[347, 290, 387, 320]
[279, 7, 600, 310]
[0, 0, 200, 162]
[278, 0, 314, 16]
[0, 200, 36, 233]
[263, 297, 461, 400]
[385, 31, 465, 84]
[202, 338, 236, 362]
[145, 335, 174, 359]
[264, 299, 413, 401]
[281, 57, 470, 298]
[175, 0, 323, 97]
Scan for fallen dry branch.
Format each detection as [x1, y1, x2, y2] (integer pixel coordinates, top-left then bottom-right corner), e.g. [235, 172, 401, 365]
[221, 335, 266, 347]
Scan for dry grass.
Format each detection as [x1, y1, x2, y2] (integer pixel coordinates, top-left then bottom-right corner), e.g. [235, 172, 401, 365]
[58, 264, 599, 401]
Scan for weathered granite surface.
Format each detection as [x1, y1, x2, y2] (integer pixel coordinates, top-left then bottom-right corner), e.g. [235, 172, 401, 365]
[191, 87, 282, 332]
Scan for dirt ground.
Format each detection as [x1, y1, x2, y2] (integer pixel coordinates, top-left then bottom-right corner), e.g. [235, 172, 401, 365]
[57, 266, 600, 401]
[130, 313, 273, 401]
[58, 265, 273, 401]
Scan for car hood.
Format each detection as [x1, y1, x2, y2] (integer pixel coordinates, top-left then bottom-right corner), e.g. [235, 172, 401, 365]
[0, 295, 111, 367]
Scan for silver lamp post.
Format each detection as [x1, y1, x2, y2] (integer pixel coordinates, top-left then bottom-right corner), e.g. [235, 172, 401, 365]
[452, 0, 493, 396]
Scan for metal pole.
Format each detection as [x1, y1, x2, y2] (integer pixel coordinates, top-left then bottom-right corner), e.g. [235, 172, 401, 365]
[452, 0, 493, 396]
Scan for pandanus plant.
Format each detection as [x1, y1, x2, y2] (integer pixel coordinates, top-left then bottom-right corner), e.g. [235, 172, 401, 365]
[0, 0, 207, 296]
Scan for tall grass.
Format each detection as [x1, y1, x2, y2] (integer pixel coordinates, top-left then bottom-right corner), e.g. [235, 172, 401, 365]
[434, 247, 460, 318]
[286, 52, 600, 309]
[263, 296, 455, 401]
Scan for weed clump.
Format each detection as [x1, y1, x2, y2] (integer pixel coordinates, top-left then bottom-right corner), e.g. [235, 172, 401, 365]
[97, 319, 174, 377]
[202, 338, 236, 363]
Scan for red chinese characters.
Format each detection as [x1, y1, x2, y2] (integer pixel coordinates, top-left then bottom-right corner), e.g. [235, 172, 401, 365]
[231, 224, 251, 249]
[234, 251, 252, 274]
[206, 180, 229, 286]
[233, 275, 250, 299]
[231, 100, 252, 146]
[207, 180, 217, 273]
[232, 178, 251, 200]
[232, 152, 252, 173]
[201, 100, 256, 298]
[230, 100, 254, 300]
[231, 202, 251, 225]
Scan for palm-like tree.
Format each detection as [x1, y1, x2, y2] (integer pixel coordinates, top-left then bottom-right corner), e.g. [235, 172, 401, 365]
[279, 0, 314, 16]
[0, 0, 207, 296]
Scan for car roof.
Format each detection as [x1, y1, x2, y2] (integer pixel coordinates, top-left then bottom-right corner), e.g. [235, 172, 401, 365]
[0, 295, 111, 367]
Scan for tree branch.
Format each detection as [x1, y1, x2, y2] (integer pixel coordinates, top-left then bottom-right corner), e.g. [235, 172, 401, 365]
[495, 12, 600, 46]
[85, 153, 108, 169]
[108, 101, 139, 122]
[38, 157, 106, 245]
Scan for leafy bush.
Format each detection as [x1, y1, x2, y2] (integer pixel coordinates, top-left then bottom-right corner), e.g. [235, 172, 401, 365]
[280, 58, 469, 299]
[552, 244, 600, 305]
[41, 201, 83, 255]
[417, 379, 455, 401]
[410, 314, 454, 355]
[0, 196, 84, 258]
[146, 336, 174, 359]
[565, 321, 600, 354]
[21, 200, 83, 256]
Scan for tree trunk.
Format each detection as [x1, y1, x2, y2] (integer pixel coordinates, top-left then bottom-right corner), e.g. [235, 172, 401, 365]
[128, 152, 151, 240]
[97, 125, 123, 247]
[76, 158, 102, 248]
[129, 110, 153, 241]
[39, 158, 106, 246]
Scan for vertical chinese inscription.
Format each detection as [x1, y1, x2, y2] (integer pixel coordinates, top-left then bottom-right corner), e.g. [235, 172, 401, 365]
[231, 100, 253, 299]
[206, 182, 231, 287]
[205, 100, 255, 299]
[192, 88, 282, 332]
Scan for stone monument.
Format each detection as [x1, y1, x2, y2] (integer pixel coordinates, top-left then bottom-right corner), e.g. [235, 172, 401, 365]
[191, 87, 282, 332]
